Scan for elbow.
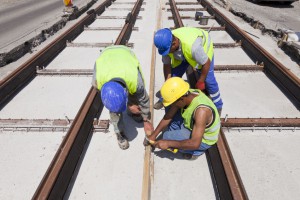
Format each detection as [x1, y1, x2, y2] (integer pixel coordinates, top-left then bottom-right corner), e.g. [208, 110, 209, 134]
[190, 140, 201, 149]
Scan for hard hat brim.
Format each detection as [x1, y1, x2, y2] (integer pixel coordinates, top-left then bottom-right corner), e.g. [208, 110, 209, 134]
[159, 46, 171, 56]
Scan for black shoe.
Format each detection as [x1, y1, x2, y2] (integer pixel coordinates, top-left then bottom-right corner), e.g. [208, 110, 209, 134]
[182, 153, 199, 160]
[154, 100, 164, 110]
[116, 132, 129, 150]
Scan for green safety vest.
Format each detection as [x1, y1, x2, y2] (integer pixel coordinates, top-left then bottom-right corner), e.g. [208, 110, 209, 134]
[169, 27, 214, 69]
[95, 45, 143, 95]
[181, 89, 220, 145]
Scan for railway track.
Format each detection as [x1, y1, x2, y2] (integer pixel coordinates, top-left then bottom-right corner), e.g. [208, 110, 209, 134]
[0, 0, 299, 199]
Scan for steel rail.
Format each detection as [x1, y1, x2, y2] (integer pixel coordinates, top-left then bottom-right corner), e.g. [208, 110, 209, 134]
[169, 0, 248, 199]
[171, 26, 226, 31]
[167, 8, 207, 11]
[32, 0, 144, 198]
[214, 64, 263, 71]
[0, 0, 114, 108]
[199, 0, 300, 107]
[222, 118, 300, 127]
[34, 64, 263, 76]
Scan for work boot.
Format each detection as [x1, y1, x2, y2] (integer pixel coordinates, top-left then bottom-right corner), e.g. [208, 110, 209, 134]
[153, 100, 164, 110]
[182, 153, 199, 160]
[116, 132, 129, 150]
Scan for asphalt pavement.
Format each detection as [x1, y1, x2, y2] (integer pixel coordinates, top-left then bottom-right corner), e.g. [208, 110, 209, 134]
[0, 0, 91, 53]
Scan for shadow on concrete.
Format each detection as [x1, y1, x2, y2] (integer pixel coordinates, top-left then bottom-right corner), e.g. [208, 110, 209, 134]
[153, 149, 184, 161]
[123, 112, 144, 141]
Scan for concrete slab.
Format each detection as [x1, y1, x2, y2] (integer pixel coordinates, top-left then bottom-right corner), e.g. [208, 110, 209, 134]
[101, 10, 136, 17]
[216, 71, 300, 118]
[0, 76, 91, 119]
[88, 19, 125, 28]
[151, 152, 216, 200]
[224, 129, 300, 200]
[183, 18, 221, 28]
[214, 48, 255, 65]
[47, 47, 101, 69]
[73, 30, 120, 43]
[210, 31, 235, 43]
[0, 132, 64, 199]
[68, 109, 146, 199]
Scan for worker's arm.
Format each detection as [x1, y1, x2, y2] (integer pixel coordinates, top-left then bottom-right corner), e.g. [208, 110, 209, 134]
[192, 37, 211, 90]
[163, 64, 172, 80]
[155, 107, 211, 150]
[198, 59, 210, 83]
[147, 105, 179, 141]
[132, 71, 153, 133]
[162, 55, 172, 80]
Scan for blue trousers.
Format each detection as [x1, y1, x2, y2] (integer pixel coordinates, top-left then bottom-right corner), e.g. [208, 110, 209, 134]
[171, 57, 223, 109]
[163, 107, 211, 156]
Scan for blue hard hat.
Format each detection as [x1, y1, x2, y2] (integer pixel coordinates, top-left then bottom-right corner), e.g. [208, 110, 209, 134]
[101, 81, 127, 113]
[154, 28, 173, 56]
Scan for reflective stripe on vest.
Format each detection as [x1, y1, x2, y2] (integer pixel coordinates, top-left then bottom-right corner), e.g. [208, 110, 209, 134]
[181, 89, 220, 145]
[169, 27, 214, 69]
[95, 45, 141, 94]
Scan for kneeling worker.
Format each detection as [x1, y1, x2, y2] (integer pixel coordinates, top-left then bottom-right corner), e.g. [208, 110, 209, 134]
[92, 45, 153, 150]
[147, 77, 220, 159]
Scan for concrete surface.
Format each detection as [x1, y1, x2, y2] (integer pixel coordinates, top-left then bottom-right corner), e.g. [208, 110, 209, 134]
[225, 129, 300, 200]
[0, 0, 299, 199]
[0, 76, 91, 119]
[0, 132, 64, 199]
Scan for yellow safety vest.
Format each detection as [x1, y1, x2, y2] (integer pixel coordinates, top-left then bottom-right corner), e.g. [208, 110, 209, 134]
[95, 45, 142, 94]
[169, 27, 214, 70]
[181, 89, 220, 145]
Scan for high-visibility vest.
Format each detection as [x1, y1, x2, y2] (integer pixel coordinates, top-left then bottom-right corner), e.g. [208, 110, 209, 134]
[95, 45, 142, 95]
[181, 89, 220, 145]
[169, 27, 214, 69]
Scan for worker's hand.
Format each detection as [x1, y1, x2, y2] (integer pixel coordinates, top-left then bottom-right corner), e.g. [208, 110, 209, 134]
[128, 104, 141, 114]
[143, 136, 155, 146]
[155, 140, 169, 150]
[195, 81, 205, 91]
[143, 120, 154, 134]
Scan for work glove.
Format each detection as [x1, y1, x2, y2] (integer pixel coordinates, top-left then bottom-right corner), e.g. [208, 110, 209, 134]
[195, 81, 205, 91]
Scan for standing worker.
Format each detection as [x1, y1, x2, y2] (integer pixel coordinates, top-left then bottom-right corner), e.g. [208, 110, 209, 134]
[153, 27, 223, 114]
[146, 77, 220, 160]
[92, 45, 154, 150]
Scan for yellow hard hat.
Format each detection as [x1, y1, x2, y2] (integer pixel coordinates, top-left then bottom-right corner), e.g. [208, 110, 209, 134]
[161, 77, 190, 107]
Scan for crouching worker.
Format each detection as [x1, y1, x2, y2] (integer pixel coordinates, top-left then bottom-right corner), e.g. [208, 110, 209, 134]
[92, 45, 154, 150]
[146, 77, 220, 160]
